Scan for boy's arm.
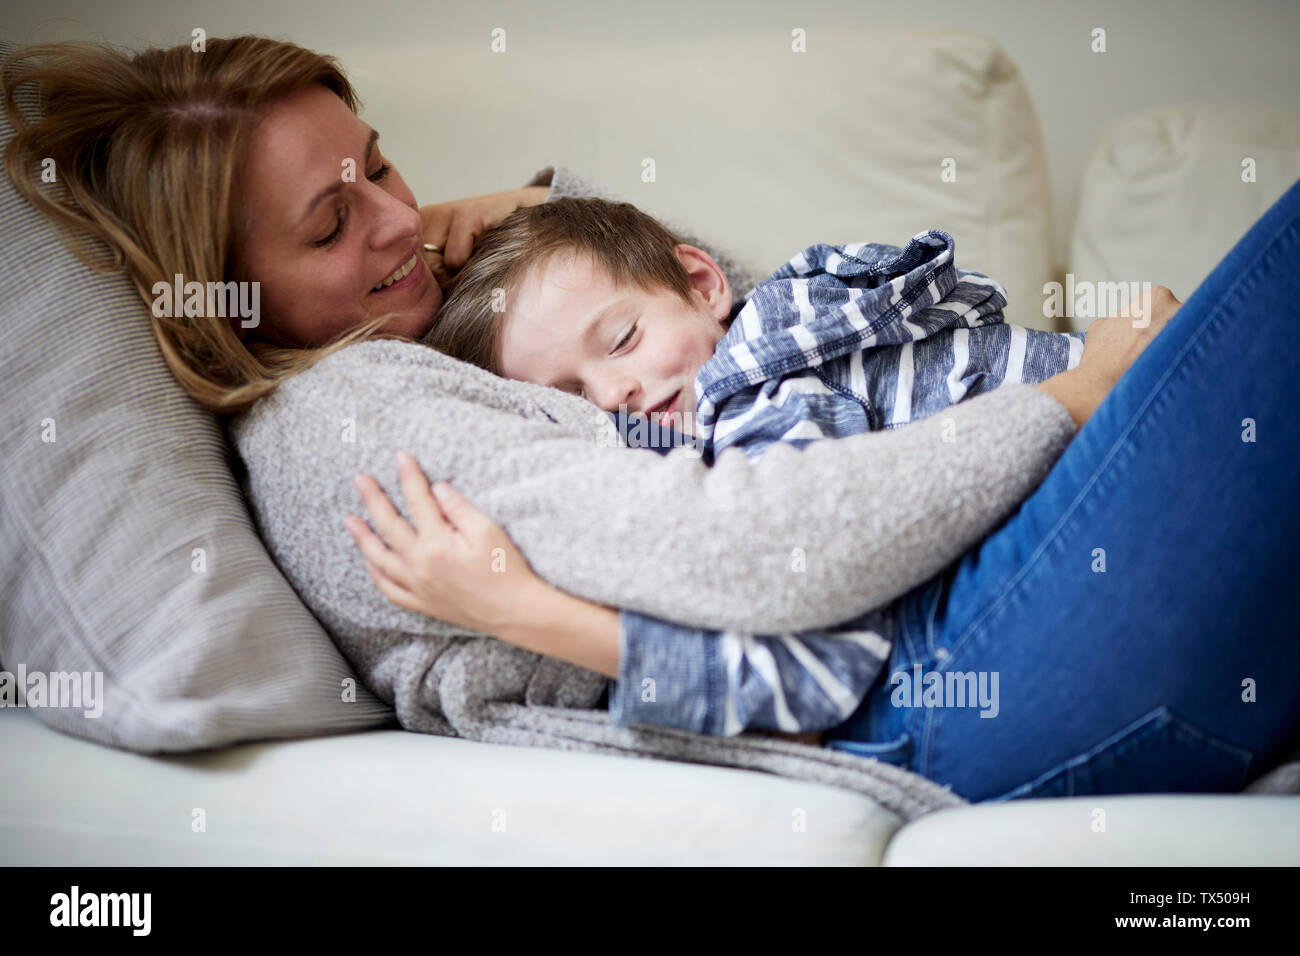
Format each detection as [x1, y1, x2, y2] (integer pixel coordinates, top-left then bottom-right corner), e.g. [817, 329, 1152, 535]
[473, 570, 885, 739]
[696, 234, 1002, 407]
[694, 236, 1012, 450]
[609, 608, 892, 736]
[799, 236, 1010, 347]
[422, 464, 888, 738]
[703, 373, 867, 464]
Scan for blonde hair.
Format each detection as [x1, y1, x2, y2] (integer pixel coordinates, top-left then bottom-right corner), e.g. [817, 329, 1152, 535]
[428, 197, 694, 375]
[1, 35, 410, 416]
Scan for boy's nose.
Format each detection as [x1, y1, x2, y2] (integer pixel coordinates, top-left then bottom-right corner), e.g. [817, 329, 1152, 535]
[595, 377, 640, 413]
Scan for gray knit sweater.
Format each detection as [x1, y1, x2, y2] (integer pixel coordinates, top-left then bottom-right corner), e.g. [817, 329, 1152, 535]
[226, 166, 1079, 819]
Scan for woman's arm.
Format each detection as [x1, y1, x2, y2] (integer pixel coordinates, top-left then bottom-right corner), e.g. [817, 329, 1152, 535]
[341, 355, 1142, 740]
[346, 456, 888, 739]
[239, 342, 1080, 637]
[346, 455, 622, 678]
[342, 287, 1169, 654]
[415, 165, 763, 301]
[1036, 285, 1183, 427]
[1036, 368, 1103, 428]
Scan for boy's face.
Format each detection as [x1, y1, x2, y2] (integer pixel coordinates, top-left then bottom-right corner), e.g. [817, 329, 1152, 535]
[499, 245, 732, 432]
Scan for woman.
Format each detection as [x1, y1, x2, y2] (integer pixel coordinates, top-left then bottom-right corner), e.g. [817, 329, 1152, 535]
[5, 35, 1296, 802]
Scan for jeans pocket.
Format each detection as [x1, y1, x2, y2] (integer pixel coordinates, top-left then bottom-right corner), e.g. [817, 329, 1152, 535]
[989, 706, 1255, 801]
[824, 731, 914, 769]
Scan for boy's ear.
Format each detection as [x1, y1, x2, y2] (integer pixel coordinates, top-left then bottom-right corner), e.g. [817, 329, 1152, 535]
[674, 243, 732, 321]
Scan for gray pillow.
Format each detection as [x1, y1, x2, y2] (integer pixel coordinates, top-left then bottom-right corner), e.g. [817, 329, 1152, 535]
[0, 39, 395, 750]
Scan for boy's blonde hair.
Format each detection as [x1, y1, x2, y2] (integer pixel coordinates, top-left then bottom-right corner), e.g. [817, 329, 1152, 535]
[426, 197, 693, 375]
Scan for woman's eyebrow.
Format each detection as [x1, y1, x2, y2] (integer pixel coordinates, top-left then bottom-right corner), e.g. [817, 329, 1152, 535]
[297, 128, 381, 226]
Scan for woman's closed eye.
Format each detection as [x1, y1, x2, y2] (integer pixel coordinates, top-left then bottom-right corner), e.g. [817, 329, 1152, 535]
[312, 161, 394, 248]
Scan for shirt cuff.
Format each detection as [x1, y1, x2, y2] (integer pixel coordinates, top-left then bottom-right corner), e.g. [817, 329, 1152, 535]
[608, 609, 720, 734]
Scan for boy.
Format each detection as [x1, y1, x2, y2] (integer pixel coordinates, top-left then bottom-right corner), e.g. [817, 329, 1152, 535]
[426, 197, 1085, 464]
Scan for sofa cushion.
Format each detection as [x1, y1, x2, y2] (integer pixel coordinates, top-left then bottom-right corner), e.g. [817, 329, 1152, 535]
[0, 705, 904, 864]
[340, 23, 1057, 328]
[0, 39, 395, 751]
[1068, 103, 1300, 331]
[882, 793, 1300, 865]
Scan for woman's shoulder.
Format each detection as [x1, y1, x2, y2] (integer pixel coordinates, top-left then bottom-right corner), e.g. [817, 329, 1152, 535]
[226, 335, 590, 451]
[226, 339, 446, 441]
[241, 337, 464, 406]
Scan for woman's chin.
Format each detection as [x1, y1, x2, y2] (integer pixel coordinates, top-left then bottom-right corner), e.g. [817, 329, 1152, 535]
[365, 262, 442, 338]
[419, 279, 443, 324]
[418, 281, 445, 338]
[386, 278, 444, 342]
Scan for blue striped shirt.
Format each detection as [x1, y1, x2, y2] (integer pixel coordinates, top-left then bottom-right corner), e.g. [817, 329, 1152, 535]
[610, 230, 1084, 737]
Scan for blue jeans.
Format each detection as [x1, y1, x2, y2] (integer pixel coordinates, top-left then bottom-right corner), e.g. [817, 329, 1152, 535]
[824, 176, 1300, 803]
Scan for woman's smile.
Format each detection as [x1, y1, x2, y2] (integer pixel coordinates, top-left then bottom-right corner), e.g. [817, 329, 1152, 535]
[370, 250, 427, 299]
[371, 250, 420, 292]
[368, 249, 442, 319]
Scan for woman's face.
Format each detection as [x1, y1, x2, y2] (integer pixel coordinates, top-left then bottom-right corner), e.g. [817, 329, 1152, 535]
[235, 84, 441, 348]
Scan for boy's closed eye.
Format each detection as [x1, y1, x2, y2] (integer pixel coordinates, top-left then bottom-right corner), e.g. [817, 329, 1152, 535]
[564, 320, 640, 400]
[613, 320, 639, 352]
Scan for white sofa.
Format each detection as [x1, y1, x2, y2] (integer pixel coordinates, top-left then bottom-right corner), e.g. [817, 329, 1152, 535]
[3, 21, 1298, 866]
[4, 703, 1298, 866]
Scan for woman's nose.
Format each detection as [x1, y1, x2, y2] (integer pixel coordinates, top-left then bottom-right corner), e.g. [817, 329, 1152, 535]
[368, 187, 420, 247]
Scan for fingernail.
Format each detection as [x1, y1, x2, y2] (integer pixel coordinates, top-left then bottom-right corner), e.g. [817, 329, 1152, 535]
[353, 475, 365, 489]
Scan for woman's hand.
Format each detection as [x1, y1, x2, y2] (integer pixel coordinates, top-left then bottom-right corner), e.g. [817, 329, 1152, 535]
[419, 185, 549, 280]
[343, 450, 624, 677]
[1076, 285, 1182, 391]
[1039, 285, 1181, 426]
[343, 450, 548, 637]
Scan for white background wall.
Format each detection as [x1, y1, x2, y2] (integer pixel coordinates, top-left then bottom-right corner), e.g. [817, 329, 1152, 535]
[3, 0, 1298, 267]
